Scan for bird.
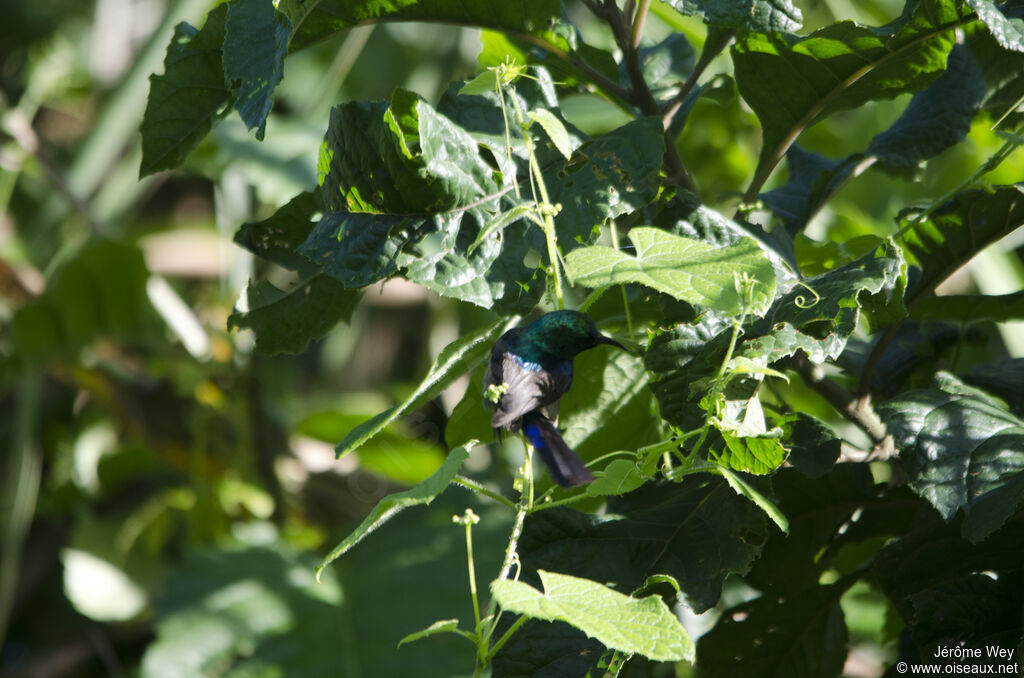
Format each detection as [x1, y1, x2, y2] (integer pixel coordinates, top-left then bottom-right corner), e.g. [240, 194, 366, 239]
[484, 310, 625, 486]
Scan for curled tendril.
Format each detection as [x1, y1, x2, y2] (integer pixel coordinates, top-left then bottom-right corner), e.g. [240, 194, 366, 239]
[793, 281, 820, 309]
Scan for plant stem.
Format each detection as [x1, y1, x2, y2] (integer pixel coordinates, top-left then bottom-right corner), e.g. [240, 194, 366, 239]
[453, 475, 518, 512]
[609, 221, 634, 338]
[484, 615, 530, 663]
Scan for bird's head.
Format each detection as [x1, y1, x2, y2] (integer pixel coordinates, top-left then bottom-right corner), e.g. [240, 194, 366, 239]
[524, 310, 625, 360]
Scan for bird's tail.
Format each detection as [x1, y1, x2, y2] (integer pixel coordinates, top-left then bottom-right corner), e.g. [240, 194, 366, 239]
[520, 411, 593, 487]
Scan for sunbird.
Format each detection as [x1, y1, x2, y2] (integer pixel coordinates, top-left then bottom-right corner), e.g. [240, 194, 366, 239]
[484, 310, 625, 486]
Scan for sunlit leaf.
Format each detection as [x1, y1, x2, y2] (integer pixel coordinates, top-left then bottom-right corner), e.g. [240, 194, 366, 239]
[491, 570, 694, 661]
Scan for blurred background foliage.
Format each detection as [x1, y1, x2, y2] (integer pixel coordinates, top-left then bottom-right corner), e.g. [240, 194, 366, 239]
[1, 0, 1022, 676]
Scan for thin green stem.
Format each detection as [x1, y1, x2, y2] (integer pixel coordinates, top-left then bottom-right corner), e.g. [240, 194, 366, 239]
[453, 475, 517, 512]
[689, 316, 745, 460]
[609, 221, 634, 338]
[502, 77, 565, 308]
[630, 0, 651, 50]
[463, 519, 482, 641]
[636, 430, 701, 458]
[484, 615, 530, 663]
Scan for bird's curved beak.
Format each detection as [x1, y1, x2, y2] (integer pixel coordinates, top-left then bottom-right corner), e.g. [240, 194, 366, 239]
[599, 335, 628, 352]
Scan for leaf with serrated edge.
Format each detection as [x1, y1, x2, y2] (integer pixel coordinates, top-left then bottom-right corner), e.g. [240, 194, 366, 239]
[316, 445, 472, 578]
[717, 466, 789, 533]
[879, 378, 1024, 542]
[491, 570, 694, 662]
[565, 227, 775, 317]
[528, 108, 574, 159]
[140, 5, 232, 177]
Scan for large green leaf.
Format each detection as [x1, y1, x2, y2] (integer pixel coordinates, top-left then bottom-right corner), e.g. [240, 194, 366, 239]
[307, 90, 545, 311]
[565, 227, 777, 317]
[316, 445, 471, 577]
[227, 276, 359, 355]
[910, 291, 1024, 324]
[491, 570, 694, 662]
[733, 0, 971, 177]
[899, 184, 1024, 310]
[277, 0, 571, 54]
[966, 0, 1024, 52]
[874, 512, 1024, 660]
[646, 244, 904, 430]
[519, 477, 767, 613]
[559, 348, 659, 460]
[335, 318, 509, 457]
[879, 377, 1024, 542]
[741, 242, 906, 363]
[659, 0, 802, 32]
[232, 188, 323, 274]
[299, 212, 413, 288]
[866, 45, 985, 169]
[760, 146, 857, 237]
[743, 465, 900, 595]
[542, 117, 665, 250]
[696, 580, 852, 678]
[139, 4, 232, 177]
[223, 0, 291, 140]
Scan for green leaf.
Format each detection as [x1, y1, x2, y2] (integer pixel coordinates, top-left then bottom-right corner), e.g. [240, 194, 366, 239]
[716, 432, 788, 476]
[867, 45, 985, 169]
[564, 227, 776, 317]
[223, 0, 291, 140]
[398, 619, 471, 647]
[878, 376, 1024, 542]
[544, 117, 665, 250]
[586, 459, 645, 497]
[559, 348, 659, 461]
[232, 188, 323, 274]
[312, 90, 543, 311]
[874, 513, 1024, 660]
[733, 0, 970, 174]
[316, 444, 472, 578]
[632, 33, 696, 98]
[490, 570, 694, 662]
[899, 185, 1024, 310]
[458, 69, 499, 96]
[741, 241, 906, 363]
[320, 90, 501, 214]
[335, 318, 509, 457]
[10, 238, 159, 365]
[528, 108, 574, 159]
[911, 291, 1024, 324]
[716, 465, 788, 533]
[744, 465, 898, 595]
[277, 0, 570, 55]
[659, 0, 802, 32]
[139, 4, 232, 177]
[966, 0, 1024, 52]
[299, 212, 412, 289]
[655, 189, 796, 283]
[782, 413, 842, 478]
[227, 276, 359, 355]
[760, 147, 859, 236]
[696, 580, 852, 678]
[521, 477, 767, 613]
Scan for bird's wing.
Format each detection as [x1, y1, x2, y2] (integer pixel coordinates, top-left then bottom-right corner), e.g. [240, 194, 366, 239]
[490, 352, 569, 430]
